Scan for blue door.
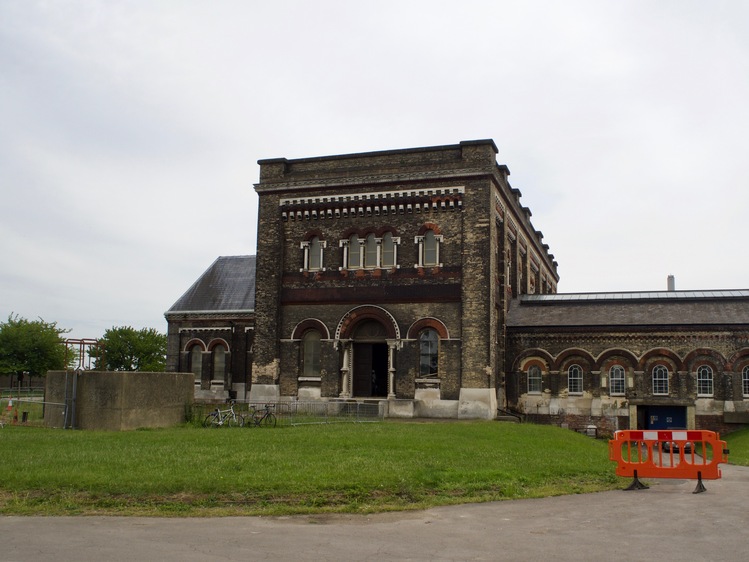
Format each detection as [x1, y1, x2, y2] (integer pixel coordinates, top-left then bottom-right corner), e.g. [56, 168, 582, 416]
[645, 406, 686, 429]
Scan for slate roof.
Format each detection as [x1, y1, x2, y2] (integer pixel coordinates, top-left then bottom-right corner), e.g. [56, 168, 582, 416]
[507, 290, 749, 328]
[166, 255, 256, 316]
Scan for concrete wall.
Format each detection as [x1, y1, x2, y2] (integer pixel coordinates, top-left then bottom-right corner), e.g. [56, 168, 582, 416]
[45, 370, 194, 430]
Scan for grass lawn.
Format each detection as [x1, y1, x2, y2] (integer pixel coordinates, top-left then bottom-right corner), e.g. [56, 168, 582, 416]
[724, 427, 749, 466]
[0, 421, 623, 516]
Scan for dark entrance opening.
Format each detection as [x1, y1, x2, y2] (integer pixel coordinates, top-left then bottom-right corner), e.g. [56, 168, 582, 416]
[638, 405, 687, 429]
[353, 343, 388, 397]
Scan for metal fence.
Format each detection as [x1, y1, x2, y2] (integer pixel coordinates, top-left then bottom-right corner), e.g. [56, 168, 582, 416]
[192, 400, 384, 427]
[275, 400, 384, 426]
[0, 397, 67, 428]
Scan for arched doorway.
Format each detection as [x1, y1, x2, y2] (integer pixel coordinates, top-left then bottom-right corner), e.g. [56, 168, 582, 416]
[352, 320, 389, 398]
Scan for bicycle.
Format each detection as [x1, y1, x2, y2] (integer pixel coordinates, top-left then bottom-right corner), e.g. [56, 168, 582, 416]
[202, 401, 244, 428]
[246, 403, 277, 428]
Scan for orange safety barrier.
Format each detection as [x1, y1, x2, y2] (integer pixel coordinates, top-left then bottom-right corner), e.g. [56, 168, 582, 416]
[608, 430, 729, 493]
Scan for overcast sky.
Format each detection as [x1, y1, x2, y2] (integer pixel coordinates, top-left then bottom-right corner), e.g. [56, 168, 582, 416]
[2, 0, 748, 340]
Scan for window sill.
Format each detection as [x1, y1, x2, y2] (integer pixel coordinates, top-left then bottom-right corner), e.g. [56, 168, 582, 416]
[298, 377, 321, 383]
[415, 377, 440, 389]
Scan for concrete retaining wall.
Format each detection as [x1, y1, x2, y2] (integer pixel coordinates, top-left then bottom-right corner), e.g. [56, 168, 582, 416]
[45, 370, 194, 430]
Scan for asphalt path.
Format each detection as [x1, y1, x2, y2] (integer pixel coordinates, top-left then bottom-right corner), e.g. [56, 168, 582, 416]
[2, 464, 748, 561]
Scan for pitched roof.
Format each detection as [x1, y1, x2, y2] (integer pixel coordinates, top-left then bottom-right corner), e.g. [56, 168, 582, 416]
[507, 290, 749, 328]
[166, 255, 256, 315]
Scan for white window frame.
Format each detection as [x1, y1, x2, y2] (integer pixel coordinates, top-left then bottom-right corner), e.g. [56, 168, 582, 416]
[381, 232, 399, 268]
[301, 237, 326, 271]
[414, 230, 443, 267]
[652, 365, 669, 395]
[528, 365, 542, 394]
[211, 344, 227, 384]
[302, 330, 322, 378]
[339, 233, 400, 270]
[189, 346, 203, 385]
[743, 366, 749, 398]
[568, 364, 583, 394]
[697, 365, 714, 397]
[364, 233, 378, 269]
[609, 365, 625, 396]
[419, 328, 439, 377]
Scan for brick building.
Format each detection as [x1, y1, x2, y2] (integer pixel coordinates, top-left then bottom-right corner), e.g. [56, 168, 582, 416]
[166, 140, 749, 430]
[507, 290, 749, 433]
[165, 256, 255, 401]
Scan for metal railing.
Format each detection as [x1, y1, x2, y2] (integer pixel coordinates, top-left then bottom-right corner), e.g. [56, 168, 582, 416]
[0, 397, 67, 428]
[276, 400, 384, 426]
[191, 400, 384, 427]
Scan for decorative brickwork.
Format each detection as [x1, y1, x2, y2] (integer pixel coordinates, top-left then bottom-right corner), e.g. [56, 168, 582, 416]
[250, 140, 558, 417]
[166, 140, 747, 431]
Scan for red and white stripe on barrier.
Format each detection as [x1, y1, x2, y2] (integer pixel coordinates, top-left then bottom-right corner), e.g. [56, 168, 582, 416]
[608, 429, 729, 492]
[627, 430, 703, 442]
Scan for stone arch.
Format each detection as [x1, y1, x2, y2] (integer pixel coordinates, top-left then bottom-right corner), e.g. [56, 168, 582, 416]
[417, 222, 442, 236]
[639, 348, 683, 372]
[336, 305, 400, 340]
[374, 226, 399, 237]
[291, 318, 330, 340]
[727, 348, 749, 371]
[511, 348, 554, 372]
[207, 338, 230, 352]
[595, 348, 639, 371]
[341, 227, 368, 239]
[683, 348, 728, 371]
[552, 348, 595, 371]
[407, 317, 449, 339]
[183, 338, 206, 352]
[303, 229, 325, 242]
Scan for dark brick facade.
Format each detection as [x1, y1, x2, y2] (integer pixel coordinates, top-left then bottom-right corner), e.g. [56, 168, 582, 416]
[250, 140, 558, 418]
[166, 140, 749, 429]
[165, 313, 254, 401]
[506, 296, 749, 433]
[165, 256, 256, 402]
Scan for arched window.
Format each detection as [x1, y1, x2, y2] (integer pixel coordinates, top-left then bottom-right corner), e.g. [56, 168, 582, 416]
[348, 234, 360, 268]
[528, 365, 542, 393]
[568, 364, 583, 394]
[743, 366, 749, 397]
[415, 229, 442, 267]
[303, 331, 321, 378]
[419, 329, 439, 377]
[423, 230, 438, 266]
[364, 233, 378, 268]
[697, 365, 714, 396]
[609, 365, 625, 395]
[309, 236, 322, 270]
[382, 232, 395, 267]
[189, 345, 203, 385]
[301, 236, 326, 271]
[212, 344, 226, 383]
[652, 365, 669, 395]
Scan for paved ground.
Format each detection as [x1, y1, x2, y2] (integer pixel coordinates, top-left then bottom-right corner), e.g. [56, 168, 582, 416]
[2, 464, 748, 561]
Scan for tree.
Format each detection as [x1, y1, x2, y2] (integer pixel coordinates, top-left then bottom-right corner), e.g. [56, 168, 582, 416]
[92, 326, 167, 371]
[0, 314, 69, 378]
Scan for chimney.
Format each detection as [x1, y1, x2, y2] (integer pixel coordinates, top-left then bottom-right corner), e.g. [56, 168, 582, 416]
[667, 275, 676, 292]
